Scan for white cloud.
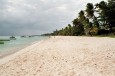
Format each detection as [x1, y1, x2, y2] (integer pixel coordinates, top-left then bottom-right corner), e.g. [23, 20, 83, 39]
[6, 6, 16, 12]
[57, 4, 67, 11]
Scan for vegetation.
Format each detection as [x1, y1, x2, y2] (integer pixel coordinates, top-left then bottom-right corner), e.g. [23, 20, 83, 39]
[43, 0, 115, 36]
[0, 42, 4, 44]
[0, 39, 10, 41]
[0, 39, 10, 44]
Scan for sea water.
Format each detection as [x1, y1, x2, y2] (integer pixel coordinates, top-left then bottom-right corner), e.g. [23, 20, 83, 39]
[0, 36, 48, 58]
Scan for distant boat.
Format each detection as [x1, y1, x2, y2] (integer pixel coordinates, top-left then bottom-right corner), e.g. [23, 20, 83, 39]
[21, 36, 26, 38]
[21, 35, 34, 38]
[28, 36, 32, 38]
[10, 36, 16, 40]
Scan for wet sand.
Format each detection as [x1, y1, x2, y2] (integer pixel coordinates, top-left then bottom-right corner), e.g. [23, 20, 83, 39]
[0, 36, 115, 76]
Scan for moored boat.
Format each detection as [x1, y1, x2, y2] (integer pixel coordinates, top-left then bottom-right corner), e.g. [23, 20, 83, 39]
[10, 36, 16, 40]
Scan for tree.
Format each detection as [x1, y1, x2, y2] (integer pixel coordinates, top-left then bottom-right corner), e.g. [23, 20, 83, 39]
[48, 0, 115, 36]
[86, 3, 99, 27]
[85, 3, 100, 35]
[86, 3, 94, 18]
[78, 10, 87, 26]
[107, 0, 115, 28]
[95, 0, 115, 34]
[67, 24, 72, 35]
[72, 17, 84, 35]
[72, 18, 80, 27]
[95, 1, 108, 27]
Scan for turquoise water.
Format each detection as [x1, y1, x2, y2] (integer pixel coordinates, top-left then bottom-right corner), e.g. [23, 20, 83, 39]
[0, 36, 48, 57]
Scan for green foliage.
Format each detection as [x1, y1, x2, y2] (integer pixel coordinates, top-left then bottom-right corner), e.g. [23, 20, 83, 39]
[0, 39, 10, 41]
[45, 0, 115, 36]
[0, 42, 4, 44]
[85, 3, 94, 18]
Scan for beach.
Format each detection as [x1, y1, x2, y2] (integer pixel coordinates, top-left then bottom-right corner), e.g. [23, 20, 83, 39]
[0, 36, 115, 76]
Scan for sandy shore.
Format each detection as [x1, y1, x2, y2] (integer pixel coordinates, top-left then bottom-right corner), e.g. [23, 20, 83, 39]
[0, 36, 115, 76]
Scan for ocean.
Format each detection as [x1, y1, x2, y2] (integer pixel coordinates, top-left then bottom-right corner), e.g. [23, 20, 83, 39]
[0, 36, 48, 58]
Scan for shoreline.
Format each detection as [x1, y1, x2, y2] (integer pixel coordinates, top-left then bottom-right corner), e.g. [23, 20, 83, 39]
[0, 37, 49, 59]
[0, 36, 115, 76]
[0, 38, 48, 65]
[0, 43, 34, 59]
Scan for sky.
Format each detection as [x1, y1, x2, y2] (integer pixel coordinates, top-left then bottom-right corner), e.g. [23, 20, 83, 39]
[0, 0, 107, 36]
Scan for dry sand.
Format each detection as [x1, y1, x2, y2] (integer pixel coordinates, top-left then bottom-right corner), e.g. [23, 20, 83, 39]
[0, 36, 115, 76]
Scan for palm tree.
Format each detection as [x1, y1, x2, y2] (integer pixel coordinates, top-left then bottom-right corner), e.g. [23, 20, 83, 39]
[85, 3, 94, 18]
[72, 18, 80, 27]
[78, 10, 86, 23]
[85, 3, 100, 35]
[86, 3, 99, 27]
[78, 10, 91, 35]
[95, 1, 108, 27]
[72, 18, 84, 36]
[67, 24, 72, 35]
[107, 0, 115, 28]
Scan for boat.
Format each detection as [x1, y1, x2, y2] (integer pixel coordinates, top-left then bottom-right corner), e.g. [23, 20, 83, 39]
[21, 35, 26, 38]
[10, 36, 16, 40]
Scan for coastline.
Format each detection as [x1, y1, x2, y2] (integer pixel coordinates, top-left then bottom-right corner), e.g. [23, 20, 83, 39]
[0, 36, 115, 76]
[0, 44, 31, 59]
[0, 36, 48, 59]
[0, 39, 47, 65]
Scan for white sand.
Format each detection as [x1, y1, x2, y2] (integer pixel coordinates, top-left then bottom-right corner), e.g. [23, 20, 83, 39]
[0, 36, 115, 76]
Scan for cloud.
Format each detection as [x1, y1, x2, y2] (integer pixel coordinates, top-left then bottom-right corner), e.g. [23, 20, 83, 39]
[0, 0, 107, 35]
